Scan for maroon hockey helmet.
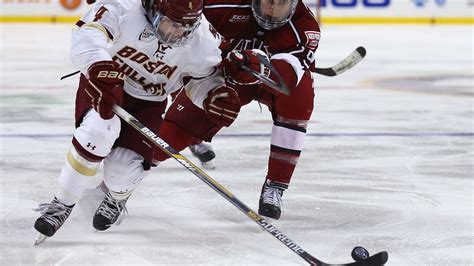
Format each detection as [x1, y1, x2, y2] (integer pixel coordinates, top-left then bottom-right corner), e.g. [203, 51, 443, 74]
[252, 0, 298, 30]
[142, 0, 203, 46]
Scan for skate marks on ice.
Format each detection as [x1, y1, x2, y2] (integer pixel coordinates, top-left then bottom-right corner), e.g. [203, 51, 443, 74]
[370, 74, 474, 97]
[1, 88, 473, 264]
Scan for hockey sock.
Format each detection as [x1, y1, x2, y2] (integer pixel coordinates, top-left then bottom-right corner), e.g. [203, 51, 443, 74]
[266, 146, 299, 185]
[56, 147, 101, 206]
[266, 117, 306, 185]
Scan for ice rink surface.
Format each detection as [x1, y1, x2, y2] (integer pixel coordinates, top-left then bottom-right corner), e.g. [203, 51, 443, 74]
[0, 23, 473, 265]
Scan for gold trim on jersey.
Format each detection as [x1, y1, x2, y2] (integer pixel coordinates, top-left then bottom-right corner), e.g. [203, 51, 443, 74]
[76, 22, 112, 42]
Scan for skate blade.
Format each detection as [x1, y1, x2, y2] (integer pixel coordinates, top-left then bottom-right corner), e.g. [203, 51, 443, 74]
[34, 233, 48, 246]
[201, 161, 215, 170]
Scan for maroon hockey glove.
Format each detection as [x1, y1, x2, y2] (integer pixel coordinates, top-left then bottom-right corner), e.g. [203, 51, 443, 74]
[86, 61, 124, 120]
[222, 49, 271, 85]
[203, 85, 241, 127]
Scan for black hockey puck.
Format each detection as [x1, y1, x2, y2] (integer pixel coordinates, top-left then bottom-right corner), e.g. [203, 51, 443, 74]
[351, 246, 369, 261]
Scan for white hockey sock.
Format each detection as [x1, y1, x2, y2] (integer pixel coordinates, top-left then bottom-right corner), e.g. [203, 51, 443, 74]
[56, 148, 101, 206]
[109, 190, 133, 201]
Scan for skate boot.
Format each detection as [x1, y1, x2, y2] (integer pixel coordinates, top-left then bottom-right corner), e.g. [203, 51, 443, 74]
[189, 142, 216, 170]
[34, 197, 74, 244]
[77, 181, 109, 219]
[93, 191, 129, 231]
[258, 180, 286, 220]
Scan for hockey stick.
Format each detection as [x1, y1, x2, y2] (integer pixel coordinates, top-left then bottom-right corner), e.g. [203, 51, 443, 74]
[112, 104, 388, 266]
[238, 46, 366, 95]
[314, 47, 366, 77]
[60, 70, 80, 80]
[232, 52, 291, 96]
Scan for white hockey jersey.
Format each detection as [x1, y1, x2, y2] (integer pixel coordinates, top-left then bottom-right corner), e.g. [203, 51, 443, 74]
[70, 0, 224, 108]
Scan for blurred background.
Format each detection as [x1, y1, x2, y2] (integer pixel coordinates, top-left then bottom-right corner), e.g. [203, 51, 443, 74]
[1, 0, 473, 24]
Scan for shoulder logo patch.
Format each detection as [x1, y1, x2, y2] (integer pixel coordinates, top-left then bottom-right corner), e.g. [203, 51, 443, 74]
[304, 31, 320, 49]
[139, 28, 156, 42]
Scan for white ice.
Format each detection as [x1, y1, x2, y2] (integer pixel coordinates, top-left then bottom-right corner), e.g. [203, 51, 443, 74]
[0, 24, 473, 265]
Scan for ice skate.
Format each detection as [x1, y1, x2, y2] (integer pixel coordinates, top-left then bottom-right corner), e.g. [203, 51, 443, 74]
[77, 181, 109, 219]
[258, 180, 285, 220]
[189, 142, 216, 170]
[33, 197, 74, 245]
[93, 191, 129, 231]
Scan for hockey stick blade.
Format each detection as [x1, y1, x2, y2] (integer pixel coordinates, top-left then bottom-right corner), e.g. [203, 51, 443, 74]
[314, 46, 366, 77]
[112, 105, 388, 266]
[320, 251, 388, 266]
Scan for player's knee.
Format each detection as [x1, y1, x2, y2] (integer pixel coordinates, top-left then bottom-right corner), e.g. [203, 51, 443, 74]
[73, 110, 121, 158]
[154, 120, 196, 162]
[103, 147, 149, 193]
[276, 84, 314, 120]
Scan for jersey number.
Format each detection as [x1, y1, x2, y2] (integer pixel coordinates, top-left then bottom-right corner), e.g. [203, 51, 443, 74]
[306, 50, 316, 64]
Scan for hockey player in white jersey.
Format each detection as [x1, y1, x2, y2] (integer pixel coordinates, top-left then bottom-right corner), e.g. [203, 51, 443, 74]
[34, 0, 241, 243]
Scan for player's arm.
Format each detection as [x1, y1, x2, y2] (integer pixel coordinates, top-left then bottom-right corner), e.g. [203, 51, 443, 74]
[222, 31, 320, 94]
[183, 44, 241, 127]
[183, 68, 241, 127]
[70, 2, 124, 119]
[179, 16, 241, 127]
[274, 12, 321, 81]
[70, 2, 121, 74]
[267, 53, 305, 91]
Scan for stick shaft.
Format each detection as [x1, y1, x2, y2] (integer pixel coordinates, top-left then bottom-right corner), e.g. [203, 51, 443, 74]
[112, 105, 321, 265]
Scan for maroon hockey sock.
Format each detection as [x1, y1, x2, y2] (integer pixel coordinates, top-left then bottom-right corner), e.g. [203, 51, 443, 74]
[266, 155, 297, 185]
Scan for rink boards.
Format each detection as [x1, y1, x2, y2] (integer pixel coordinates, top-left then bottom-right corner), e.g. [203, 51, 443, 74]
[0, 0, 473, 24]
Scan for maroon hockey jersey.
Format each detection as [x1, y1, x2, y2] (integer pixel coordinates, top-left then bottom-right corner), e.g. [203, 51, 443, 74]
[203, 0, 320, 72]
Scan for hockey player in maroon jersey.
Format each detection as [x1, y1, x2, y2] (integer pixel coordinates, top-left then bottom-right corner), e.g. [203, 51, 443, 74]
[154, 0, 321, 220]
